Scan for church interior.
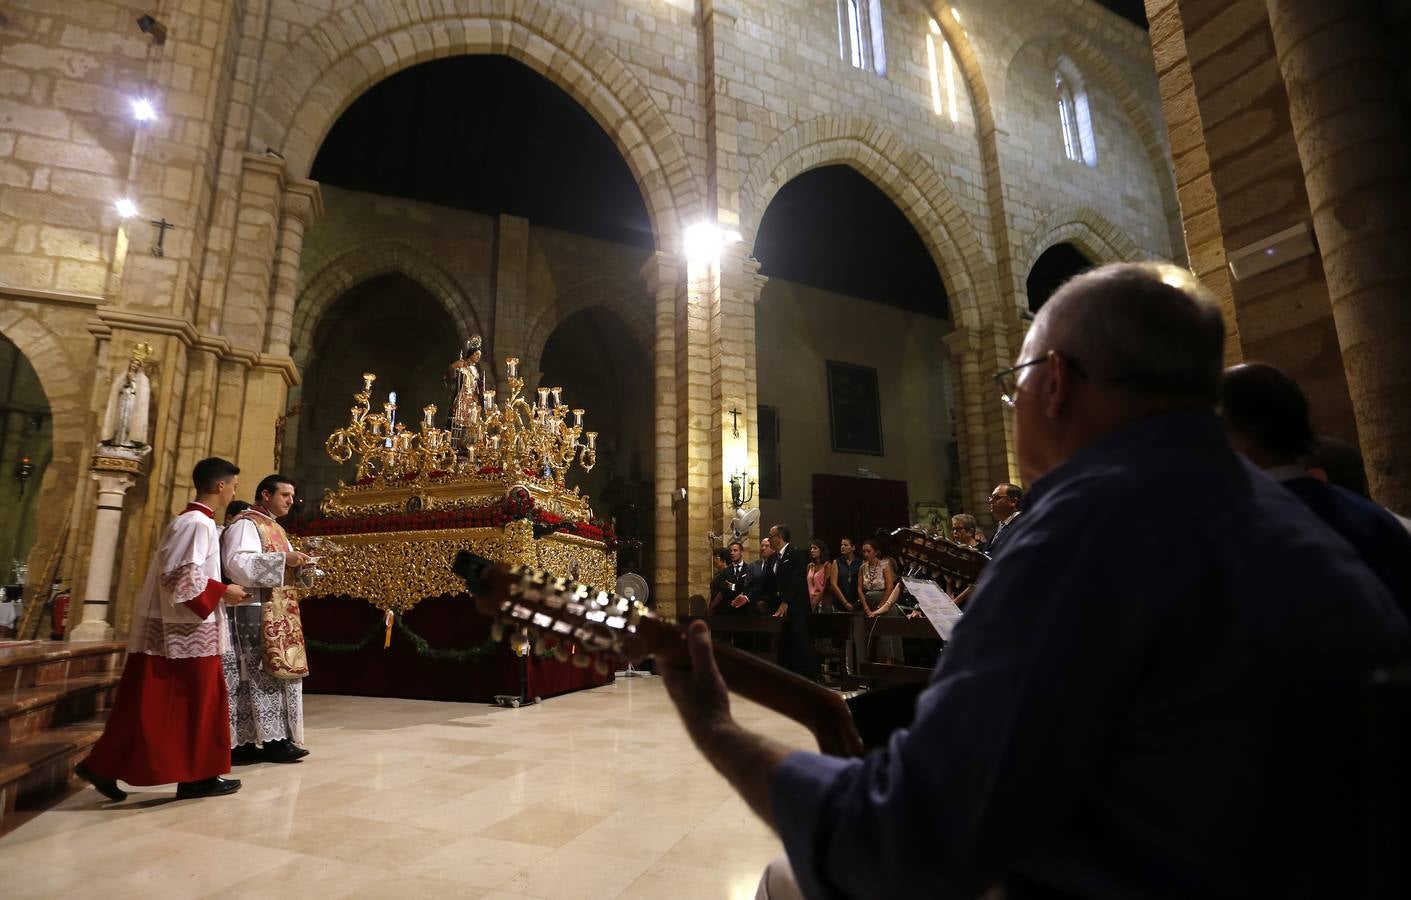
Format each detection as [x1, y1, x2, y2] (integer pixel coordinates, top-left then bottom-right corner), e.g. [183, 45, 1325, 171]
[2, 0, 1409, 896]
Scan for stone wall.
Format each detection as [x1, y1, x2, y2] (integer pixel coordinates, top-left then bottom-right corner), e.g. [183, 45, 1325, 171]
[0, 0, 1186, 622]
[755, 281, 954, 540]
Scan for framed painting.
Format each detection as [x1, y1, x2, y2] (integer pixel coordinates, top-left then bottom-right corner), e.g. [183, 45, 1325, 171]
[826, 361, 883, 455]
[914, 501, 949, 535]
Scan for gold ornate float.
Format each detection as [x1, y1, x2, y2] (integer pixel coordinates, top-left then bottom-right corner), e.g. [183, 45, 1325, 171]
[293, 358, 615, 614]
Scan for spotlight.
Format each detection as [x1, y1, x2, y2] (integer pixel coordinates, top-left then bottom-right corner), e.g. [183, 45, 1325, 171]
[131, 97, 157, 122]
[135, 14, 167, 45]
[684, 222, 720, 263]
[115, 198, 137, 218]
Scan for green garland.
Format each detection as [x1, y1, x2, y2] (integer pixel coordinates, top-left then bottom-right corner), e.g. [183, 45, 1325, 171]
[306, 613, 554, 662]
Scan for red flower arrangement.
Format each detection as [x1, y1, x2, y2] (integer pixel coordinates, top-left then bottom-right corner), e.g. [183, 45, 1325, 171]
[287, 488, 616, 548]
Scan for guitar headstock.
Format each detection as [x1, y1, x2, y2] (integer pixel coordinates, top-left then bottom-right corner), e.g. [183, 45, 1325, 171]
[885, 526, 989, 582]
[452, 550, 660, 672]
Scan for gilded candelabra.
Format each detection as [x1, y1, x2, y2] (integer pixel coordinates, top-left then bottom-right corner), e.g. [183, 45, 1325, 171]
[322, 363, 596, 489]
[324, 373, 456, 481]
[461, 357, 597, 485]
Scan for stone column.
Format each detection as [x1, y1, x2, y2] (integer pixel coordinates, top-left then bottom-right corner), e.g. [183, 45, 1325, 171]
[1265, 0, 1411, 511]
[70, 453, 144, 641]
[265, 179, 323, 357]
[642, 252, 680, 617]
[711, 243, 766, 536]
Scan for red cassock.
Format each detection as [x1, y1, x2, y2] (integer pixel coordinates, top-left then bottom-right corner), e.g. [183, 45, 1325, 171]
[83, 502, 232, 785]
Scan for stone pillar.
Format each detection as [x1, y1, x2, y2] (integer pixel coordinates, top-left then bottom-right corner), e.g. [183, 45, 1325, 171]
[266, 179, 323, 357]
[943, 319, 1021, 519]
[71, 453, 144, 641]
[643, 252, 680, 617]
[1265, 0, 1411, 511]
[711, 243, 766, 535]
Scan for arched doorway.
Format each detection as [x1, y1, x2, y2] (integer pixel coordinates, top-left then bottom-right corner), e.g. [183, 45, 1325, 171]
[753, 164, 956, 547]
[292, 274, 460, 506]
[0, 334, 52, 632]
[538, 307, 654, 574]
[1026, 242, 1095, 313]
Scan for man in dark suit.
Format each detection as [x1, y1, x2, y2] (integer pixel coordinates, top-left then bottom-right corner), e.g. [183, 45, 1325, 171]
[1221, 362, 1411, 617]
[720, 540, 755, 614]
[985, 483, 1023, 557]
[766, 524, 816, 679]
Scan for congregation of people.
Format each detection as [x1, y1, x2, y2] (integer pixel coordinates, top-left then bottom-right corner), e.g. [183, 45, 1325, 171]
[662, 261, 1411, 899]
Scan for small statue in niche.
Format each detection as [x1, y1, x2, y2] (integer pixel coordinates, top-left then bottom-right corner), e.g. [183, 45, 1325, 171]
[445, 335, 485, 451]
[99, 343, 154, 450]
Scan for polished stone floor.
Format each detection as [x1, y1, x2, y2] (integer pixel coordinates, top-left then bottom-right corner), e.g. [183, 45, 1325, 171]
[1, 676, 813, 899]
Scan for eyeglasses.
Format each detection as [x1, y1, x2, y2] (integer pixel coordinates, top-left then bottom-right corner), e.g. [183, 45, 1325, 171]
[994, 354, 1087, 407]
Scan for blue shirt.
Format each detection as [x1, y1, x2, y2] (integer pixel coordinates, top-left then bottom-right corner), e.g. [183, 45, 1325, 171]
[772, 411, 1408, 899]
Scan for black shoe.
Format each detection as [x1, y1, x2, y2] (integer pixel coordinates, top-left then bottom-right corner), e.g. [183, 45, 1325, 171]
[74, 762, 127, 802]
[260, 740, 309, 764]
[175, 776, 241, 799]
[230, 744, 261, 766]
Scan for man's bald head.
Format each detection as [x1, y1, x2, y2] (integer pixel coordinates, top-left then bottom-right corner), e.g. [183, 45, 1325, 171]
[1012, 263, 1228, 483]
[1028, 262, 1226, 406]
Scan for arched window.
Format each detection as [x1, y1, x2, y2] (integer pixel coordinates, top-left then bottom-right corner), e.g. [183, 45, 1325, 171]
[926, 19, 959, 122]
[1055, 57, 1096, 166]
[838, 0, 887, 75]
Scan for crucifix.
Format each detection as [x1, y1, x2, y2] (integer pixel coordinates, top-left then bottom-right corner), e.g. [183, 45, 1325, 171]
[729, 406, 742, 438]
[149, 218, 175, 257]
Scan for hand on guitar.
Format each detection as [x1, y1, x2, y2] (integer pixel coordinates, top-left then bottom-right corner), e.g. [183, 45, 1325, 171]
[659, 620, 733, 744]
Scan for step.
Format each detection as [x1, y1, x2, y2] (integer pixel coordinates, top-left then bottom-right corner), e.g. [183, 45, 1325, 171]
[0, 721, 106, 835]
[0, 641, 125, 694]
[0, 673, 122, 745]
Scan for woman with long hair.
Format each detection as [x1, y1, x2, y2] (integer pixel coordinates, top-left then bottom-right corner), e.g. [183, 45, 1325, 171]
[807, 540, 831, 613]
[857, 538, 903, 663]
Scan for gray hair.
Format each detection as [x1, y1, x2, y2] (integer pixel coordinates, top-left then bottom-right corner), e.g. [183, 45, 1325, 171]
[1030, 262, 1225, 404]
[950, 513, 978, 531]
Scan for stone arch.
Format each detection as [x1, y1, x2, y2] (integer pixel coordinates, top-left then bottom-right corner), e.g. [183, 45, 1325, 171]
[1020, 205, 1149, 278]
[522, 275, 654, 378]
[740, 115, 999, 329]
[290, 241, 483, 369]
[251, 0, 701, 251]
[0, 306, 91, 598]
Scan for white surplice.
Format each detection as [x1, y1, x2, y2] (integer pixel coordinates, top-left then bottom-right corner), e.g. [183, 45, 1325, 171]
[220, 509, 304, 745]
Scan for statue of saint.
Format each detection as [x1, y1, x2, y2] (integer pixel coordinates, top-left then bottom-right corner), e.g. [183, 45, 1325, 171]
[445, 335, 484, 450]
[99, 345, 153, 450]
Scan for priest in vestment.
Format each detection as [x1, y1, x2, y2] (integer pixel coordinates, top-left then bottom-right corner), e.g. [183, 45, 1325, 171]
[221, 473, 311, 764]
[75, 457, 249, 801]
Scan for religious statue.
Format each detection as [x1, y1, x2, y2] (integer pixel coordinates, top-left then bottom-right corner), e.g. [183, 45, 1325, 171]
[99, 343, 153, 450]
[445, 335, 485, 451]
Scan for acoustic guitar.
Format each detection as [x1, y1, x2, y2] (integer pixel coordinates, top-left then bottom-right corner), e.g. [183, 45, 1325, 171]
[453, 550, 868, 757]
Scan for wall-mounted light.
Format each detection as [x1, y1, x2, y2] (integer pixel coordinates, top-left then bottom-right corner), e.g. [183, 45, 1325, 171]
[136, 14, 167, 45]
[131, 97, 158, 122]
[683, 222, 743, 266]
[114, 198, 138, 218]
[15, 456, 34, 496]
[730, 470, 755, 509]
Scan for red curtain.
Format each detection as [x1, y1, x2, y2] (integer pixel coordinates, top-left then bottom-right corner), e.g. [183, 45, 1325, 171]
[300, 593, 611, 703]
[811, 474, 910, 550]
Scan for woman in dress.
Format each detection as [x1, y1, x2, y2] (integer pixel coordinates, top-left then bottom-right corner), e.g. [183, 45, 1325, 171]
[857, 538, 903, 664]
[806, 540, 831, 612]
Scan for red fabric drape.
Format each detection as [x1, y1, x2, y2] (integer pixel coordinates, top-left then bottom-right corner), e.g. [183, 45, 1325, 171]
[300, 593, 612, 703]
[810, 474, 910, 549]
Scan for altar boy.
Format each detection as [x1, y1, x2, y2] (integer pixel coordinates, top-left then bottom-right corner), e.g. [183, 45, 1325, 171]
[76, 458, 248, 801]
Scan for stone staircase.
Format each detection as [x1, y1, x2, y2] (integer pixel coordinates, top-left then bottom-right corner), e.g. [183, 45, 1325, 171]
[0, 640, 125, 834]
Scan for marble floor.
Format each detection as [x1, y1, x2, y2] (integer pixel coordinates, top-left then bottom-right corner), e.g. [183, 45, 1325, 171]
[1, 676, 815, 899]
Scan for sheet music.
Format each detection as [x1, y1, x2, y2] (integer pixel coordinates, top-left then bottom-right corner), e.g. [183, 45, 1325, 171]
[902, 577, 963, 640]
